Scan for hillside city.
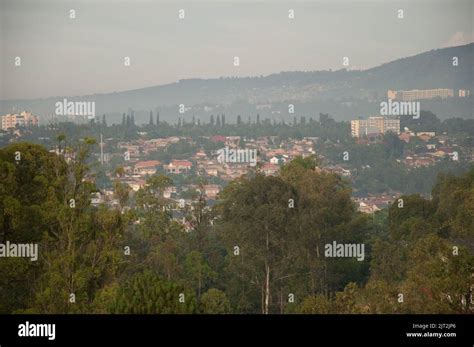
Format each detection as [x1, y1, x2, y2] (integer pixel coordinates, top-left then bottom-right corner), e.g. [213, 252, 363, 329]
[1, 87, 473, 220]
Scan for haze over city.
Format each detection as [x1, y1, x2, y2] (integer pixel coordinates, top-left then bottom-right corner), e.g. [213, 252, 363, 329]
[1, 0, 472, 100]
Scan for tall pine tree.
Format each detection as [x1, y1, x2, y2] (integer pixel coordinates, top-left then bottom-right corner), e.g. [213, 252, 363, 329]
[149, 110, 154, 125]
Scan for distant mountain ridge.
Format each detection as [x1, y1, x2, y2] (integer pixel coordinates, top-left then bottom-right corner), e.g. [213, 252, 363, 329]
[363, 43, 473, 90]
[1, 43, 472, 120]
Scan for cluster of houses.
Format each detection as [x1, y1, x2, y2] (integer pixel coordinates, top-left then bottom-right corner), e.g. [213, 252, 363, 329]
[193, 136, 317, 179]
[398, 131, 460, 168]
[88, 127, 470, 218]
[355, 129, 465, 168]
[98, 135, 319, 208]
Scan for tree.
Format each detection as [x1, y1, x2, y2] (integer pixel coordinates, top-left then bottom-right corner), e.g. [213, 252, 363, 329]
[298, 295, 332, 314]
[200, 289, 231, 314]
[28, 204, 124, 313]
[1, 138, 472, 315]
[217, 174, 296, 314]
[146, 237, 183, 282]
[149, 110, 154, 125]
[135, 175, 174, 238]
[9, 140, 125, 314]
[184, 251, 216, 299]
[280, 155, 319, 173]
[333, 282, 360, 313]
[319, 112, 330, 125]
[109, 271, 196, 314]
[0, 143, 67, 244]
[56, 133, 66, 153]
[399, 234, 473, 313]
[185, 182, 212, 252]
[383, 132, 404, 159]
[280, 156, 363, 296]
[431, 168, 474, 239]
[360, 167, 474, 314]
[359, 279, 400, 314]
[369, 240, 406, 283]
[113, 181, 131, 211]
[0, 143, 69, 312]
[388, 194, 434, 241]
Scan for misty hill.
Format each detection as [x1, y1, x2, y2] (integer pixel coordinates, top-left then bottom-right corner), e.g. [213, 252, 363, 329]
[1, 43, 472, 122]
[362, 43, 473, 91]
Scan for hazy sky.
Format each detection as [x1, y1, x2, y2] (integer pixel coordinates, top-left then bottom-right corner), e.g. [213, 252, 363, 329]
[1, 0, 472, 99]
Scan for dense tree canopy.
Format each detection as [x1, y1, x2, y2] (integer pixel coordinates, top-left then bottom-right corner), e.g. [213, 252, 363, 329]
[0, 142, 472, 314]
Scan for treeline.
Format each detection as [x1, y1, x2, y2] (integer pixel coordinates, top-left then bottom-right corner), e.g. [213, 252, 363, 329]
[7, 112, 351, 146]
[0, 142, 472, 313]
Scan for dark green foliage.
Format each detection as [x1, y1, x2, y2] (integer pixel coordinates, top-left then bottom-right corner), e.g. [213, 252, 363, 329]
[0, 140, 472, 314]
[109, 271, 196, 314]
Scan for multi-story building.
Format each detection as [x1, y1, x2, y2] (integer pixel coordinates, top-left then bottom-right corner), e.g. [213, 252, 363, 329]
[387, 88, 454, 101]
[351, 116, 400, 138]
[458, 89, 471, 97]
[1, 111, 39, 130]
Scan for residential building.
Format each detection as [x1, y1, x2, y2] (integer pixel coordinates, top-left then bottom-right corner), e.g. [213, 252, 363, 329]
[117, 143, 140, 157]
[125, 179, 146, 192]
[458, 89, 471, 97]
[204, 165, 220, 177]
[357, 201, 381, 214]
[387, 88, 454, 101]
[133, 160, 161, 175]
[165, 160, 192, 174]
[261, 163, 280, 176]
[1, 111, 39, 130]
[351, 117, 400, 137]
[269, 156, 280, 165]
[202, 185, 221, 199]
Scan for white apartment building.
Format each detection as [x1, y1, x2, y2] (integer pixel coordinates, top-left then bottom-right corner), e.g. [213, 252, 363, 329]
[351, 117, 400, 138]
[387, 88, 454, 101]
